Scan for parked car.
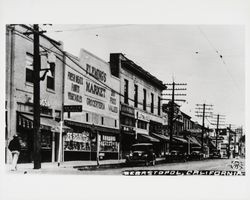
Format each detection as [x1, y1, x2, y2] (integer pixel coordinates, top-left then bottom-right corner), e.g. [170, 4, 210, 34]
[125, 143, 156, 166]
[209, 150, 221, 159]
[188, 151, 204, 160]
[166, 150, 188, 162]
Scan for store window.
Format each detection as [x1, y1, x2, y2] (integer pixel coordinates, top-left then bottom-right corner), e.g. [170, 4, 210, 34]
[40, 106, 52, 116]
[64, 132, 91, 151]
[55, 110, 61, 120]
[41, 131, 52, 149]
[25, 53, 33, 84]
[137, 120, 147, 130]
[100, 135, 118, 152]
[121, 116, 135, 127]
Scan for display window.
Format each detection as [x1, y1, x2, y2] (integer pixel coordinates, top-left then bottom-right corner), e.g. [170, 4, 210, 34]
[64, 131, 91, 151]
[41, 131, 52, 149]
[100, 134, 118, 152]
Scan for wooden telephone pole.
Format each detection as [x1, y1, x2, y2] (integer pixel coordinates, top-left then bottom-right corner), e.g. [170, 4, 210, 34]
[162, 82, 187, 153]
[195, 104, 213, 152]
[210, 114, 226, 149]
[25, 25, 47, 169]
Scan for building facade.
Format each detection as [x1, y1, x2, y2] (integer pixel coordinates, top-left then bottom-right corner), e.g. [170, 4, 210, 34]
[109, 53, 167, 157]
[63, 49, 120, 161]
[6, 24, 65, 163]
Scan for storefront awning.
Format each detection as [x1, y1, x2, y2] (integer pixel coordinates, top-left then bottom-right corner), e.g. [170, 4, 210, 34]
[137, 133, 160, 143]
[173, 136, 188, 144]
[151, 133, 169, 142]
[187, 136, 201, 146]
[18, 113, 72, 132]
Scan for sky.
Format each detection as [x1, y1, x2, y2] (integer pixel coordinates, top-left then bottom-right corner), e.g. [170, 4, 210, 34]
[44, 24, 245, 129]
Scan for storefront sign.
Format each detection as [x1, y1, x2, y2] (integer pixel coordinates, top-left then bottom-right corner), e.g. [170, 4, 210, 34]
[137, 111, 150, 121]
[63, 105, 82, 112]
[121, 104, 135, 117]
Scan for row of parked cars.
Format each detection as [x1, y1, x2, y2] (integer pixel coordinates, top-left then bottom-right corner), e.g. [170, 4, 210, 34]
[125, 143, 222, 166]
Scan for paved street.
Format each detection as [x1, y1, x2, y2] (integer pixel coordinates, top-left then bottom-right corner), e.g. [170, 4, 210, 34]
[77, 158, 245, 175]
[7, 157, 244, 175]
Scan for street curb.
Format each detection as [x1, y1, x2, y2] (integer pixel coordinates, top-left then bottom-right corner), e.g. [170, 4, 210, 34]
[75, 159, 167, 170]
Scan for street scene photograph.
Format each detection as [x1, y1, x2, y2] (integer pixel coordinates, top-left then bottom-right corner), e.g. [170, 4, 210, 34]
[4, 24, 245, 176]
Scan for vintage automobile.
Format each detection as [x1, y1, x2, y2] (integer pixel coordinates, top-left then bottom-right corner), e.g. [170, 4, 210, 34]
[125, 143, 156, 166]
[188, 151, 204, 160]
[166, 150, 188, 162]
[209, 150, 221, 159]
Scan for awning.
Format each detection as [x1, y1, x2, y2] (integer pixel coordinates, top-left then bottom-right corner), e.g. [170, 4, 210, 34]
[187, 136, 201, 146]
[137, 133, 160, 143]
[18, 113, 72, 132]
[151, 133, 169, 142]
[173, 136, 188, 144]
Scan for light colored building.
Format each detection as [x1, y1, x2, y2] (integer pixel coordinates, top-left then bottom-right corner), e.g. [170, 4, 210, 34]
[5, 24, 64, 163]
[63, 49, 120, 161]
[109, 53, 167, 157]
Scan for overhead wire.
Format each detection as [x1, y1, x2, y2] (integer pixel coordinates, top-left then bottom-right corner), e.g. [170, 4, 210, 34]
[197, 26, 241, 90]
[12, 25, 166, 110]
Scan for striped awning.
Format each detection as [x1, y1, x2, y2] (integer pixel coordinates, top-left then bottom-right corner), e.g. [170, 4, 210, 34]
[151, 133, 170, 142]
[173, 136, 188, 144]
[137, 133, 160, 143]
[17, 113, 72, 132]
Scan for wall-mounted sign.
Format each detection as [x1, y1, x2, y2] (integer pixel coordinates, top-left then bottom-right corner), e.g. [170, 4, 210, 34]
[66, 71, 83, 103]
[136, 111, 150, 121]
[121, 104, 135, 117]
[63, 105, 82, 112]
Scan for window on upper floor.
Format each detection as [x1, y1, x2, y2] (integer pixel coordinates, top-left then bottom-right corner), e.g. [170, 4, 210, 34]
[151, 93, 154, 113]
[158, 96, 161, 116]
[47, 63, 55, 90]
[143, 89, 147, 111]
[25, 53, 33, 84]
[134, 84, 138, 108]
[124, 79, 129, 104]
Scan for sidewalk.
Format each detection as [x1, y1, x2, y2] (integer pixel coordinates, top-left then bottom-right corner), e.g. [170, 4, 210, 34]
[5, 157, 166, 174]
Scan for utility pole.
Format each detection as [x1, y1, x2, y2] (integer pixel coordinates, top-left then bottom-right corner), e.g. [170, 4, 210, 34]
[195, 104, 213, 152]
[162, 82, 187, 153]
[210, 114, 226, 149]
[33, 24, 42, 169]
[228, 124, 232, 158]
[24, 24, 47, 169]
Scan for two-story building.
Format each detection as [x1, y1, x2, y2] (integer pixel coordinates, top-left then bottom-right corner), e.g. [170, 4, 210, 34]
[63, 49, 120, 161]
[6, 24, 65, 163]
[109, 53, 167, 157]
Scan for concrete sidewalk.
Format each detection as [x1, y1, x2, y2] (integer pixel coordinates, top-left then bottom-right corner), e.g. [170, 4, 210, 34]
[5, 157, 166, 174]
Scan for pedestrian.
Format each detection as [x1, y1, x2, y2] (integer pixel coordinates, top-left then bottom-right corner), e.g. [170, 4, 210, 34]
[8, 134, 21, 171]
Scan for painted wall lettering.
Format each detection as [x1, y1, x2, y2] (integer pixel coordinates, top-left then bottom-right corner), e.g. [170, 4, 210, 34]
[86, 81, 106, 98]
[86, 97, 105, 110]
[86, 64, 106, 83]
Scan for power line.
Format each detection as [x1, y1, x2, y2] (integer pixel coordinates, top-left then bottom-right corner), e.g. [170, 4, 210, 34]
[197, 26, 240, 90]
[12, 25, 165, 110]
[46, 24, 131, 33]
